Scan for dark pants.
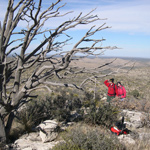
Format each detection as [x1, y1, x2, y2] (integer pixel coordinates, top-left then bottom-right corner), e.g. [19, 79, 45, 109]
[107, 95, 115, 102]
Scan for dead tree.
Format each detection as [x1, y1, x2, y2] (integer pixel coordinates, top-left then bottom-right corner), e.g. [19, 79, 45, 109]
[0, 0, 118, 142]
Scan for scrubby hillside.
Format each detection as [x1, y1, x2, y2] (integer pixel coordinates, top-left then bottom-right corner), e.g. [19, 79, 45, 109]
[3, 57, 150, 150]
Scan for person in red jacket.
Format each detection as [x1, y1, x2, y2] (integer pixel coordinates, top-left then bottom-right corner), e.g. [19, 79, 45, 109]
[116, 82, 126, 101]
[104, 78, 117, 102]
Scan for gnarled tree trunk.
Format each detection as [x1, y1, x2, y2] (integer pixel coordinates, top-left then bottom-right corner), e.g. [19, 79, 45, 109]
[0, 115, 6, 143]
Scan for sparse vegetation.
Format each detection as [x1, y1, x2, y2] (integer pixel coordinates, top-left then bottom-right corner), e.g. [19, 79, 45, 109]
[10, 89, 119, 140]
[2, 57, 150, 149]
[52, 124, 125, 150]
[129, 89, 140, 98]
[83, 102, 119, 127]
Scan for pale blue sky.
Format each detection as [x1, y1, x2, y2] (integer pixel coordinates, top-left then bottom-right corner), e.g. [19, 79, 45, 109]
[62, 0, 150, 58]
[0, 0, 150, 58]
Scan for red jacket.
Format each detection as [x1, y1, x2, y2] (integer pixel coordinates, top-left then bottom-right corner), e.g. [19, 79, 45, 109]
[116, 85, 126, 98]
[104, 80, 117, 96]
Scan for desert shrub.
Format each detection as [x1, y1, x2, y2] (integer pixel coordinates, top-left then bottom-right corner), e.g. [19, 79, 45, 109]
[82, 91, 95, 107]
[15, 90, 83, 135]
[16, 98, 52, 133]
[129, 89, 140, 98]
[8, 98, 52, 142]
[66, 93, 82, 111]
[112, 98, 150, 113]
[49, 91, 83, 121]
[16, 95, 71, 131]
[83, 101, 120, 127]
[52, 124, 125, 150]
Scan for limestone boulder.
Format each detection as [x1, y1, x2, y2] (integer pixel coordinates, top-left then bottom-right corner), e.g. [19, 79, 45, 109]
[13, 132, 62, 150]
[122, 110, 146, 128]
[38, 120, 59, 143]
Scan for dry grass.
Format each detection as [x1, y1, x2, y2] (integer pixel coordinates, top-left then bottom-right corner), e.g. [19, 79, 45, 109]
[9, 57, 150, 149]
[52, 123, 125, 150]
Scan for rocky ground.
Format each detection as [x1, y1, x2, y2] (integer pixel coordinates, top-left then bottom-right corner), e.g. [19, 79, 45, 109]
[4, 109, 149, 150]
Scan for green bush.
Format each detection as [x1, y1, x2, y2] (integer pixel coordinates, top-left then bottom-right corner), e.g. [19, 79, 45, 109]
[82, 91, 95, 107]
[14, 89, 119, 140]
[9, 98, 51, 142]
[129, 89, 140, 98]
[16, 98, 52, 133]
[15, 90, 83, 135]
[16, 95, 72, 131]
[83, 102, 119, 127]
[52, 125, 125, 150]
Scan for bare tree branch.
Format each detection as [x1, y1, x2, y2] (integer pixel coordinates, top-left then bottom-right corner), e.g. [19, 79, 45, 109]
[0, 0, 126, 142]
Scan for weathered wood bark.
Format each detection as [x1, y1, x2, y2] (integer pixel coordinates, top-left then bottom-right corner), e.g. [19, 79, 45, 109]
[0, 45, 6, 142]
[0, 115, 6, 143]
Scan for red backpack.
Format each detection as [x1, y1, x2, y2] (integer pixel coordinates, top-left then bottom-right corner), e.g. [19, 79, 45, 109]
[110, 117, 130, 136]
[110, 126, 128, 136]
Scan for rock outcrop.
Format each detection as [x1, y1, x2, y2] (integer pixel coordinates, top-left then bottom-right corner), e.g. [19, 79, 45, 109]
[9, 109, 150, 149]
[13, 133, 62, 150]
[11, 120, 61, 150]
[37, 120, 59, 143]
[121, 109, 147, 128]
